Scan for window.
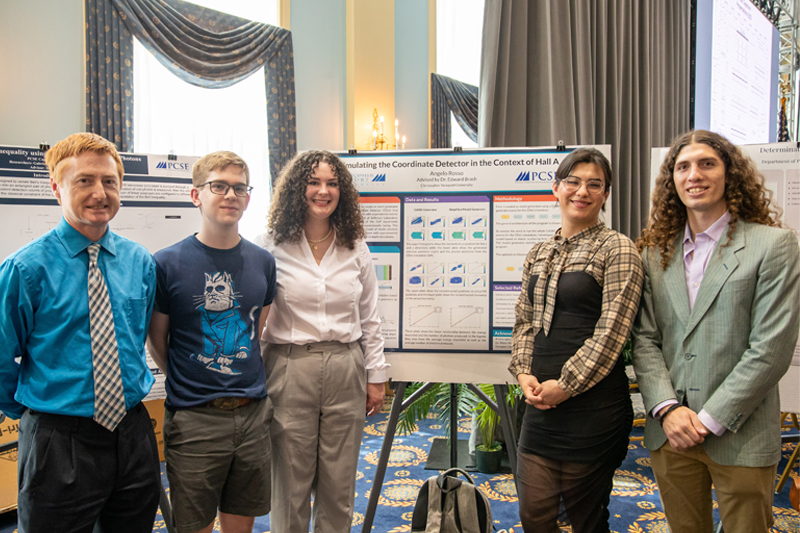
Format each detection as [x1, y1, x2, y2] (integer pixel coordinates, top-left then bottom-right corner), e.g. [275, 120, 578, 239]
[133, 0, 279, 240]
[437, 0, 484, 148]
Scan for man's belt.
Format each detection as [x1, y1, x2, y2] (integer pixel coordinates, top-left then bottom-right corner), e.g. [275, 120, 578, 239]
[206, 397, 253, 410]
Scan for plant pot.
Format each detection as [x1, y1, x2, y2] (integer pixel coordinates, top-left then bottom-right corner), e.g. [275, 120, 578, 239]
[475, 443, 503, 474]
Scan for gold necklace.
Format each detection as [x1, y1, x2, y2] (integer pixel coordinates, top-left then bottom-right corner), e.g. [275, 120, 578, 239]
[307, 227, 333, 250]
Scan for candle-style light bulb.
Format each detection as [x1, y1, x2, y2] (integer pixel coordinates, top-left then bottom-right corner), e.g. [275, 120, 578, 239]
[402, 135, 406, 150]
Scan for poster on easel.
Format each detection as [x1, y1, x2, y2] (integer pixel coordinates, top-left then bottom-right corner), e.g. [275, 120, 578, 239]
[0, 145, 201, 401]
[651, 142, 800, 413]
[338, 145, 612, 382]
[744, 143, 800, 413]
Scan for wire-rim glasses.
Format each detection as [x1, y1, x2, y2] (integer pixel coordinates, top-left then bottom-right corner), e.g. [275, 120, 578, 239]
[559, 176, 606, 195]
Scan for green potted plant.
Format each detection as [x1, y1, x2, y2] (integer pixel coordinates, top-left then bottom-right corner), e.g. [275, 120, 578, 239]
[395, 382, 520, 474]
[472, 383, 522, 473]
[397, 382, 480, 436]
[473, 402, 503, 473]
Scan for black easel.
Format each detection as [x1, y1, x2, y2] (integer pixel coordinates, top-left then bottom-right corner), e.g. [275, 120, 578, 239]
[360, 381, 518, 533]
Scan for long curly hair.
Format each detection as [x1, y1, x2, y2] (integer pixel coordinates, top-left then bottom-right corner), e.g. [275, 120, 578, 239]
[268, 150, 365, 249]
[637, 130, 781, 269]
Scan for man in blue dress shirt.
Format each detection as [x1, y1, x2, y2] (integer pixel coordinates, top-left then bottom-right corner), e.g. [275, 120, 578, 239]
[0, 133, 161, 532]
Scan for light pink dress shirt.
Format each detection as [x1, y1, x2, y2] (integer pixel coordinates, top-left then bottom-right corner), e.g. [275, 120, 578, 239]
[652, 211, 731, 436]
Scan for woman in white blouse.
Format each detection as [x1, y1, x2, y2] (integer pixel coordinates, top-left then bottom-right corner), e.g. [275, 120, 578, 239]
[256, 150, 388, 533]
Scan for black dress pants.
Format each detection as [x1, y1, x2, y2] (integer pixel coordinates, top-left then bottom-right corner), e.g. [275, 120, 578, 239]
[17, 402, 161, 533]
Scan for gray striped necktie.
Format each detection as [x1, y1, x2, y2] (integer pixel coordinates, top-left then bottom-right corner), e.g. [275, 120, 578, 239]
[87, 243, 126, 431]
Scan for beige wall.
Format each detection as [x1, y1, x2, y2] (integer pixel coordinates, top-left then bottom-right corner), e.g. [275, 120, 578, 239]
[348, 0, 395, 151]
[291, 0, 349, 151]
[0, 1, 85, 147]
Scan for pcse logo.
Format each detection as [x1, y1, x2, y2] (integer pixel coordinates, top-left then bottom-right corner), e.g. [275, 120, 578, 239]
[156, 161, 190, 171]
[515, 171, 532, 181]
[515, 170, 556, 182]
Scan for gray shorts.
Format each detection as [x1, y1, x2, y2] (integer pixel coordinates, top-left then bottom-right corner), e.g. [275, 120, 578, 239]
[163, 398, 271, 532]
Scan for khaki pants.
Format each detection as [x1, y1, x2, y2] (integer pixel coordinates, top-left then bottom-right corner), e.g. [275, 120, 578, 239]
[164, 399, 271, 532]
[263, 341, 367, 533]
[650, 441, 777, 533]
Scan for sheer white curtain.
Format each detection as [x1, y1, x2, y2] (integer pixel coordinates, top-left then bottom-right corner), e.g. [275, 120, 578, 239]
[133, 0, 278, 240]
[437, 0, 484, 148]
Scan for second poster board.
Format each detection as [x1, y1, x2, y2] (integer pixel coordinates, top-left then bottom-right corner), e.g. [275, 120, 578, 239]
[650, 141, 800, 412]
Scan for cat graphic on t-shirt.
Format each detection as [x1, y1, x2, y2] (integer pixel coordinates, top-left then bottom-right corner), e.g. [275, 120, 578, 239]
[191, 271, 251, 375]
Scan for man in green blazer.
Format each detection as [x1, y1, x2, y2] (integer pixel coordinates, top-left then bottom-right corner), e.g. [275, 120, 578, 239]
[632, 130, 800, 533]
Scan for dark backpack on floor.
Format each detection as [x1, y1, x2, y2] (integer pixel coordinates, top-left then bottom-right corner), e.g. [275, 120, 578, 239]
[411, 467, 502, 533]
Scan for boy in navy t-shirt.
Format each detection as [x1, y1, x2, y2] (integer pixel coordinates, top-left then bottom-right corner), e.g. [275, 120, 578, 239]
[148, 151, 276, 533]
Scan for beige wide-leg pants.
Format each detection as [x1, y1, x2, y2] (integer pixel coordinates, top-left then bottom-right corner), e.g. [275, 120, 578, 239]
[263, 341, 367, 533]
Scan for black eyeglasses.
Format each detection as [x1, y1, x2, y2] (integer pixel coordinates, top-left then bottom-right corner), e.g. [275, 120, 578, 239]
[197, 181, 253, 197]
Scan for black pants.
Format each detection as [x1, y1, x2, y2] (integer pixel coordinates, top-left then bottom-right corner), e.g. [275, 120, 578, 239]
[17, 402, 161, 533]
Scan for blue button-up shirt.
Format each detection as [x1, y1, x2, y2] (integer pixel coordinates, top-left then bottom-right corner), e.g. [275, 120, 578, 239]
[0, 218, 155, 420]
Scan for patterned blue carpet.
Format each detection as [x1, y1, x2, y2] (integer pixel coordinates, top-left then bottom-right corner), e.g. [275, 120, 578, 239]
[0, 404, 794, 532]
[147, 401, 800, 533]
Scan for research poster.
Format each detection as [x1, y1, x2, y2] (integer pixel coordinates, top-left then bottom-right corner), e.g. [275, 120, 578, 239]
[0, 145, 201, 401]
[340, 146, 612, 353]
[743, 143, 800, 413]
[650, 142, 800, 412]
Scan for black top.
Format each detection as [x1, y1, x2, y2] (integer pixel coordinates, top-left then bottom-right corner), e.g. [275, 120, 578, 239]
[518, 271, 632, 463]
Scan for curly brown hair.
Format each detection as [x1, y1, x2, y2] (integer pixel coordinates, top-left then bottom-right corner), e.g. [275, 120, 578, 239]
[637, 130, 781, 269]
[268, 150, 365, 249]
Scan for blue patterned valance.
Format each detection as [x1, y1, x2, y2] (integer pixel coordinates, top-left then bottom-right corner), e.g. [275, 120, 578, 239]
[431, 73, 478, 148]
[86, 0, 297, 180]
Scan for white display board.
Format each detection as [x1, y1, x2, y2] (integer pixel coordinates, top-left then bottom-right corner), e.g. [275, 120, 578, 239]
[745, 143, 800, 413]
[341, 146, 612, 383]
[694, 0, 779, 143]
[650, 142, 800, 412]
[0, 145, 201, 401]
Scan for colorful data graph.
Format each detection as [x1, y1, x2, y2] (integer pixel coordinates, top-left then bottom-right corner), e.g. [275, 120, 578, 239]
[375, 265, 392, 280]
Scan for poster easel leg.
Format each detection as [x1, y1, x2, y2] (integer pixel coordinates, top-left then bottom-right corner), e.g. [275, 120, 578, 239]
[449, 383, 458, 467]
[494, 384, 519, 491]
[361, 381, 436, 533]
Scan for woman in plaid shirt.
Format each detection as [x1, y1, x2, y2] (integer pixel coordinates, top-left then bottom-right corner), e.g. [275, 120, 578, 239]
[509, 148, 644, 533]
